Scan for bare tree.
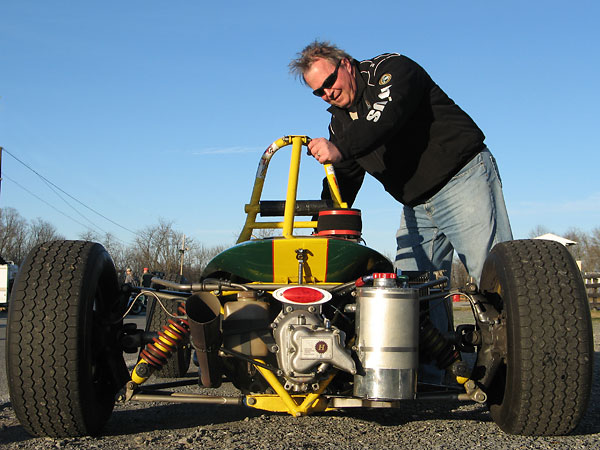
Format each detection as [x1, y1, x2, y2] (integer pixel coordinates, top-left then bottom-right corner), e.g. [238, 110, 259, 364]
[129, 219, 194, 278]
[27, 218, 65, 249]
[528, 224, 553, 238]
[588, 227, 600, 271]
[186, 243, 228, 280]
[0, 207, 29, 264]
[101, 232, 126, 272]
[79, 230, 100, 241]
[77, 230, 128, 275]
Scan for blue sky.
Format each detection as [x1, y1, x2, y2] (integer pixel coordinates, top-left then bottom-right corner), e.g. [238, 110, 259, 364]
[1, 1, 599, 255]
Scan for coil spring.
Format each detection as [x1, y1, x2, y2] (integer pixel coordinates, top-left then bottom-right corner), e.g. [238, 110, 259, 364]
[140, 303, 189, 369]
[419, 318, 459, 369]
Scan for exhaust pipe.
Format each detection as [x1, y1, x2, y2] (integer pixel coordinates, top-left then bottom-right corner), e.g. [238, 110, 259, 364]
[186, 292, 223, 387]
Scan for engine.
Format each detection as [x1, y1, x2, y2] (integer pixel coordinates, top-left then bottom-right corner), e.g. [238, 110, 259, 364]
[271, 303, 356, 392]
[186, 275, 424, 400]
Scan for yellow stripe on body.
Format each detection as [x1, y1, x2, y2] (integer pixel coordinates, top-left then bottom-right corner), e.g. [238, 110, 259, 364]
[272, 238, 329, 284]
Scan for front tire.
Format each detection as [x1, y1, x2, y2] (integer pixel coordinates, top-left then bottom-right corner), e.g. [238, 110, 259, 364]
[6, 240, 128, 437]
[480, 239, 593, 435]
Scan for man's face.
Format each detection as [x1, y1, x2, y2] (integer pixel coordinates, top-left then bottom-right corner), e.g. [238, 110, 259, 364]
[304, 58, 355, 108]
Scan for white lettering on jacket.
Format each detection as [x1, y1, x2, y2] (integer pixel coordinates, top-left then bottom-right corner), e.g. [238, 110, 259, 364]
[366, 85, 392, 122]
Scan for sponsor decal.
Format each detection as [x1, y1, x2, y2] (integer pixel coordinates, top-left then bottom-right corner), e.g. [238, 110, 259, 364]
[366, 85, 392, 122]
[379, 73, 392, 85]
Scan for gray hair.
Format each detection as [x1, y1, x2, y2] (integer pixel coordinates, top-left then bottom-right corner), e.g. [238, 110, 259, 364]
[289, 40, 353, 85]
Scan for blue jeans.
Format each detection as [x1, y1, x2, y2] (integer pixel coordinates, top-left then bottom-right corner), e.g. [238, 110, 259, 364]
[395, 148, 512, 382]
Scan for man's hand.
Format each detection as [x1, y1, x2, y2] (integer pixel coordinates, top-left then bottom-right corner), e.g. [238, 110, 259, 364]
[308, 138, 343, 164]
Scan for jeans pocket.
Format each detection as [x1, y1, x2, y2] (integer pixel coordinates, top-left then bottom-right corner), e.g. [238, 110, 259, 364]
[451, 152, 483, 182]
[487, 153, 503, 187]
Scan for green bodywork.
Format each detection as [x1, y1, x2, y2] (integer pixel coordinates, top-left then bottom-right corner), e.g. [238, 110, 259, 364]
[202, 237, 393, 283]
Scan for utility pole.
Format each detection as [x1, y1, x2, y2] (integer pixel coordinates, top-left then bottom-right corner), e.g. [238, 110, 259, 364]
[0, 146, 3, 199]
[179, 234, 188, 277]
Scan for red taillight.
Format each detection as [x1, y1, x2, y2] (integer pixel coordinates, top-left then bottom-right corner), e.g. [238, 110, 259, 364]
[282, 287, 324, 303]
[273, 286, 332, 305]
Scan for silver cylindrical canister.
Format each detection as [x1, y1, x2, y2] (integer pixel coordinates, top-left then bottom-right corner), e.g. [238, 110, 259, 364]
[354, 275, 419, 400]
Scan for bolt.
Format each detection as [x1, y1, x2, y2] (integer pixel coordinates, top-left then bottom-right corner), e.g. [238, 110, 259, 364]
[246, 397, 257, 406]
[135, 363, 151, 378]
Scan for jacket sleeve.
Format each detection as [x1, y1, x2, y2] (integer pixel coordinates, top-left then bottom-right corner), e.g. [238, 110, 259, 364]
[334, 55, 428, 160]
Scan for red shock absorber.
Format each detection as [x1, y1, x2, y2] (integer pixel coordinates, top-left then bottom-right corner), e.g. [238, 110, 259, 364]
[132, 303, 189, 384]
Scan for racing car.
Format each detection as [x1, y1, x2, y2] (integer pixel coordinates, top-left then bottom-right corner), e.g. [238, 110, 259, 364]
[6, 135, 594, 438]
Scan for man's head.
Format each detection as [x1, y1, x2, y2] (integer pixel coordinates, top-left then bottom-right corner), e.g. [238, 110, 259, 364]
[290, 41, 356, 109]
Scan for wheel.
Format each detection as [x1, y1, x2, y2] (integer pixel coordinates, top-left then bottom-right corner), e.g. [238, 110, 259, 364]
[129, 296, 143, 315]
[6, 240, 128, 437]
[480, 239, 594, 435]
[144, 274, 191, 378]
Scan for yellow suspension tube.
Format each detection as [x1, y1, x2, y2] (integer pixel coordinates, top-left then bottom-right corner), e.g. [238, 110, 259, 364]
[253, 362, 303, 417]
[250, 361, 335, 416]
[298, 372, 336, 411]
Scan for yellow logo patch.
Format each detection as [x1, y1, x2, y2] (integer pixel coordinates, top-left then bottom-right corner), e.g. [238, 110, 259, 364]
[379, 73, 392, 85]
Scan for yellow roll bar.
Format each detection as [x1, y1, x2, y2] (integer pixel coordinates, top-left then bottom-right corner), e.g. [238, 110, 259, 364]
[237, 135, 347, 243]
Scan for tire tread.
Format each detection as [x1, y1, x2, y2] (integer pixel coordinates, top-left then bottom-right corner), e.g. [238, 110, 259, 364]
[484, 239, 593, 435]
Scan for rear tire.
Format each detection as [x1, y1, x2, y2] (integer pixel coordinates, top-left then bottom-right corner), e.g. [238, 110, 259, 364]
[480, 239, 593, 435]
[6, 240, 127, 437]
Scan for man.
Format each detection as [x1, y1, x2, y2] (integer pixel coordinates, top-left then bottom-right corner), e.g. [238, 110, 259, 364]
[290, 41, 512, 284]
[141, 267, 153, 288]
[124, 268, 137, 286]
[290, 41, 512, 382]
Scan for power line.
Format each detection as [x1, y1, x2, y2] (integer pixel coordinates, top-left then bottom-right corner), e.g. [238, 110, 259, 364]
[3, 174, 106, 233]
[37, 173, 111, 235]
[2, 147, 139, 236]
[3, 175, 133, 247]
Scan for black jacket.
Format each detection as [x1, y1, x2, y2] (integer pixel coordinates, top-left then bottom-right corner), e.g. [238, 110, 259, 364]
[325, 53, 485, 207]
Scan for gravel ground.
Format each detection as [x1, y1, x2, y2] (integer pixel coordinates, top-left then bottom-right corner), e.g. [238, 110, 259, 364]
[1, 309, 599, 450]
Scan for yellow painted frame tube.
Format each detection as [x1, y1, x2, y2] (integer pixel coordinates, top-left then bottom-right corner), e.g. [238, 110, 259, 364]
[237, 136, 289, 243]
[282, 136, 304, 238]
[324, 164, 348, 209]
[236, 135, 348, 243]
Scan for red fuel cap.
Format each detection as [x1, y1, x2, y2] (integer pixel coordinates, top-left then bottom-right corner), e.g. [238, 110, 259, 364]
[373, 273, 396, 279]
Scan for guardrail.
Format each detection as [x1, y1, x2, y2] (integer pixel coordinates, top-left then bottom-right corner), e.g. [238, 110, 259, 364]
[583, 272, 600, 310]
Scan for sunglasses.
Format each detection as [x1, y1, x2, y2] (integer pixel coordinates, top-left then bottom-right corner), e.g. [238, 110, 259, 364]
[312, 59, 343, 97]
